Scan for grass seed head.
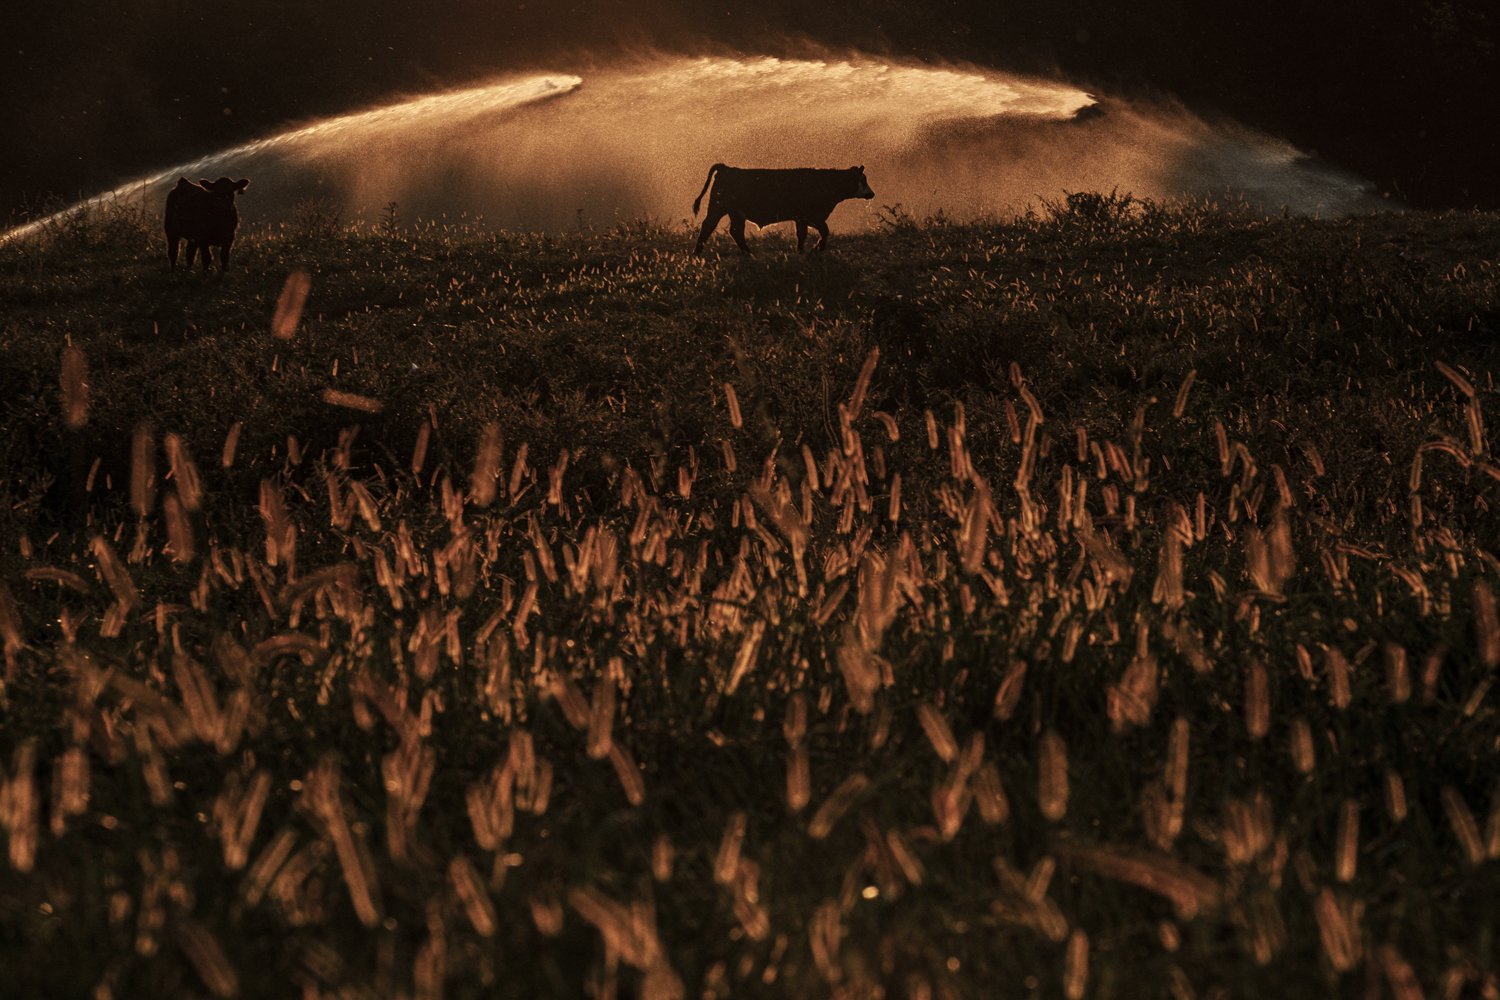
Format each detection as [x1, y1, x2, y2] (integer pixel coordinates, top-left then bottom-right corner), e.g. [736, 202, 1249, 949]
[1063, 929, 1089, 1000]
[469, 422, 502, 508]
[321, 389, 384, 414]
[724, 381, 743, 429]
[1441, 787, 1485, 865]
[272, 269, 312, 340]
[1474, 581, 1499, 668]
[130, 422, 156, 517]
[60, 345, 89, 429]
[1038, 730, 1069, 822]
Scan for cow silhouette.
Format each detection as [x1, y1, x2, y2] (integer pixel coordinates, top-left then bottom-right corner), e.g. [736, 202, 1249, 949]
[165, 176, 250, 271]
[692, 165, 875, 254]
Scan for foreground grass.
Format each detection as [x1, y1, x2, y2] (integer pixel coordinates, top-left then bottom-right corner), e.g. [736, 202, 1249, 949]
[1, 201, 1499, 998]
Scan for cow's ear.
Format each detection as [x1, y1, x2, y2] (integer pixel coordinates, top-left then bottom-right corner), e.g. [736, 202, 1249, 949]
[234, 178, 250, 192]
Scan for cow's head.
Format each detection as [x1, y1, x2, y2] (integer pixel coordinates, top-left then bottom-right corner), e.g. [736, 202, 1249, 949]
[199, 177, 251, 200]
[850, 166, 875, 200]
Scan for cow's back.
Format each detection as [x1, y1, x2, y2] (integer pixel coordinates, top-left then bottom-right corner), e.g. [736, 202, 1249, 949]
[714, 168, 854, 225]
[694, 164, 871, 254]
[163, 183, 198, 235]
[164, 181, 239, 244]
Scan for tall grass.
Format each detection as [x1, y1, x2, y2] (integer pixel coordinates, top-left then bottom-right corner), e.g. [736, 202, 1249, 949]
[0, 202, 1498, 997]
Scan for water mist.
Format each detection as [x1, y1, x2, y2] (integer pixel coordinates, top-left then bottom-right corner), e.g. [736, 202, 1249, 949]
[4, 54, 1379, 242]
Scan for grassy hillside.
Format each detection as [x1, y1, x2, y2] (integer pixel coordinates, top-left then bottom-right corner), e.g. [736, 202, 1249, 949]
[1, 200, 1498, 998]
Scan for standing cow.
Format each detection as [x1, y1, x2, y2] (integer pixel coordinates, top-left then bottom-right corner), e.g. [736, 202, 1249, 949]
[164, 176, 250, 271]
[692, 164, 875, 255]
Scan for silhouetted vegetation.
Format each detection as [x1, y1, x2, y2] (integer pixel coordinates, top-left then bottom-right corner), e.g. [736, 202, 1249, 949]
[1, 203, 1498, 996]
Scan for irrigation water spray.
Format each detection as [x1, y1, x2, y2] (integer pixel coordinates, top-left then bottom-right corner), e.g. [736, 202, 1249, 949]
[4, 55, 1379, 240]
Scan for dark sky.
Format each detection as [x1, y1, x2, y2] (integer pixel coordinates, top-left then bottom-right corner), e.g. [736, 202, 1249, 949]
[2, 0, 1497, 220]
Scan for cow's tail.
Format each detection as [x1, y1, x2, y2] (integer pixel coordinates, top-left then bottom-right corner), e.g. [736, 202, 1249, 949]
[692, 163, 725, 217]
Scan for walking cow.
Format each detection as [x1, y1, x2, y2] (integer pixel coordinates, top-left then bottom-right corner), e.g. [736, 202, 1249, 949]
[692, 164, 874, 255]
[165, 176, 251, 272]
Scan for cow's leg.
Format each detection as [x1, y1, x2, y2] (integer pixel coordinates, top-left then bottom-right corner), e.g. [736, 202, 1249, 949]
[812, 221, 831, 252]
[167, 234, 181, 269]
[694, 210, 725, 255]
[218, 240, 232, 272]
[728, 213, 752, 255]
[796, 222, 808, 253]
[198, 243, 213, 272]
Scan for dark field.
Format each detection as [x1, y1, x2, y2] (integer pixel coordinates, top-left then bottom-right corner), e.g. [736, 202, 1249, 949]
[1, 199, 1499, 998]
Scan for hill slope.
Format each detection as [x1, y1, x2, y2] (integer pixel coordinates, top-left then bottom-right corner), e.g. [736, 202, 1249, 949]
[0, 204, 1498, 997]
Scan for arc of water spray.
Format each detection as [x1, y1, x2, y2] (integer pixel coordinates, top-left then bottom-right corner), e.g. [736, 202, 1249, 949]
[2, 55, 1376, 243]
[1, 74, 584, 243]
